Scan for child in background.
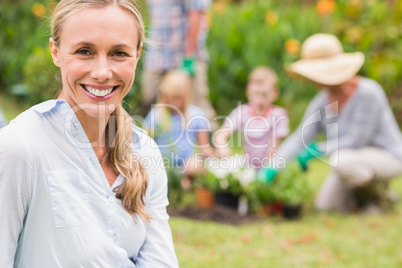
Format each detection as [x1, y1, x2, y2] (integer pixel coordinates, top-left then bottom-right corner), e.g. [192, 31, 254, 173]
[145, 70, 214, 187]
[214, 66, 289, 170]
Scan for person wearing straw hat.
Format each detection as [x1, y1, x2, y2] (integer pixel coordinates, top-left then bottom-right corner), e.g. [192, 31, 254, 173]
[260, 33, 402, 213]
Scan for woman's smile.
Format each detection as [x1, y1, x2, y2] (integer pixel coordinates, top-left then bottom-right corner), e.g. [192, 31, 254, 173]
[81, 84, 119, 100]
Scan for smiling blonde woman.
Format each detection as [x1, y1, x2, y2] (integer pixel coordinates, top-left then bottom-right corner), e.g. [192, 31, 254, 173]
[0, 1, 179, 267]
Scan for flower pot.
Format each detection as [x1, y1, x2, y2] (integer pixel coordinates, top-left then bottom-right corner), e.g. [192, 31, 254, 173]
[195, 187, 215, 209]
[261, 201, 283, 216]
[215, 192, 239, 209]
[282, 204, 302, 220]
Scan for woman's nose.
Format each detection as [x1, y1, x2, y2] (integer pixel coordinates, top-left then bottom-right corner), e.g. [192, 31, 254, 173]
[91, 56, 112, 81]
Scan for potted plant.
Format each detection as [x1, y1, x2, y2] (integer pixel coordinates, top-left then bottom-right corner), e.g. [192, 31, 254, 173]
[273, 162, 312, 220]
[205, 155, 256, 210]
[249, 179, 283, 217]
[194, 171, 219, 209]
[214, 172, 243, 208]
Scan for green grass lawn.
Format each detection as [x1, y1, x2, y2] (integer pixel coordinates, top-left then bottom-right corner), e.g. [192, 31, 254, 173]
[170, 161, 402, 268]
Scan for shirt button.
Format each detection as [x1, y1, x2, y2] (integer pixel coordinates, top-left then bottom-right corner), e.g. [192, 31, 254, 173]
[113, 233, 119, 243]
[107, 195, 114, 203]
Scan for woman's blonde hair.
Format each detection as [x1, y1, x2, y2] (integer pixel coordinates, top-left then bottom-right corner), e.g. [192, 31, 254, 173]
[51, 0, 149, 221]
[156, 70, 192, 131]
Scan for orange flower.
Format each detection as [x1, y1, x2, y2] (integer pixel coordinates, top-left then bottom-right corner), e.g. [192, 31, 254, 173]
[213, 2, 226, 14]
[285, 39, 300, 54]
[265, 11, 278, 26]
[316, 0, 336, 16]
[32, 3, 46, 17]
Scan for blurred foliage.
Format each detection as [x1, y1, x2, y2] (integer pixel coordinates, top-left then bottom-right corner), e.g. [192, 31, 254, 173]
[166, 167, 185, 206]
[23, 47, 59, 103]
[247, 161, 312, 209]
[1, 0, 401, 127]
[0, 0, 55, 91]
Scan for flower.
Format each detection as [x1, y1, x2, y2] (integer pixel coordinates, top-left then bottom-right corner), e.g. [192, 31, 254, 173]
[213, 2, 226, 14]
[285, 39, 300, 54]
[219, 179, 229, 190]
[345, 26, 363, 43]
[265, 11, 278, 26]
[32, 3, 46, 17]
[316, 0, 336, 16]
[237, 168, 256, 187]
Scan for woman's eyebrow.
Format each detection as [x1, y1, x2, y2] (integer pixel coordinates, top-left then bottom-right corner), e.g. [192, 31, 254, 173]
[73, 41, 95, 47]
[111, 43, 132, 50]
[72, 42, 132, 49]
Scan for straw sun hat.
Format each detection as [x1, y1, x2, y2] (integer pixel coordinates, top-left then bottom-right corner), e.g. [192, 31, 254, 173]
[287, 33, 365, 86]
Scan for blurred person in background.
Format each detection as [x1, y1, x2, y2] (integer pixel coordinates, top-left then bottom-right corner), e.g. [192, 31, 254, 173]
[0, 0, 179, 267]
[260, 33, 402, 214]
[215, 66, 289, 171]
[144, 70, 214, 190]
[142, 0, 216, 128]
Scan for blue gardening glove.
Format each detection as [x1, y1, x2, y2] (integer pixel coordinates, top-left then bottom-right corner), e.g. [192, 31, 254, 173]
[297, 142, 323, 171]
[180, 56, 196, 76]
[257, 168, 277, 184]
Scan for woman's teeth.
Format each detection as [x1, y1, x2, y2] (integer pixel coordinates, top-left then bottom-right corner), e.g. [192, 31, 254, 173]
[84, 85, 114, 97]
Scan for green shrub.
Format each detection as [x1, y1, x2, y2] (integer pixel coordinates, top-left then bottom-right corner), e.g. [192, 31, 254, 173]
[248, 161, 312, 207]
[23, 47, 59, 103]
[273, 162, 312, 205]
[166, 167, 184, 205]
[0, 0, 54, 91]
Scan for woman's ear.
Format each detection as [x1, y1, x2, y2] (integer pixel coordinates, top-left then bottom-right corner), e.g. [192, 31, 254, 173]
[136, 43, 143, 62]
[49, 38, 60, 67]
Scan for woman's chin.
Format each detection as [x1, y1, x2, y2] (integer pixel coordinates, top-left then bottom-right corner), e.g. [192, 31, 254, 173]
[76, 102, 116, 119]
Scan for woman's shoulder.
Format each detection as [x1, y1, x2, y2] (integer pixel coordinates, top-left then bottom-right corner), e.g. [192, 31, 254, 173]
[6, 100, 62, 128]
[0, 126, 33, 167]
[0, 100, 57, 140]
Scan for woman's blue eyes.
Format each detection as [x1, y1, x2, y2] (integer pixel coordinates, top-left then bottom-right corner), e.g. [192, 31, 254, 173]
[75, 49, 129, 57]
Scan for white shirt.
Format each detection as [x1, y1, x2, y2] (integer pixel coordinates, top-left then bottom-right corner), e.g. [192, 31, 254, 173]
[0, 100, 179, 267]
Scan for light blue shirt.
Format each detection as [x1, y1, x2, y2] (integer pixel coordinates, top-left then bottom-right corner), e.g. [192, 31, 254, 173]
[0, 100, 179, 267]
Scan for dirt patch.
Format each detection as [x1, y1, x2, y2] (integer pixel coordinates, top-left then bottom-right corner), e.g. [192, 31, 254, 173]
[168, 205, 263, 225]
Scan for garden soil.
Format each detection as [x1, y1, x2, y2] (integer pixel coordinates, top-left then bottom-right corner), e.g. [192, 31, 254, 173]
[168, 205, 263, 225]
